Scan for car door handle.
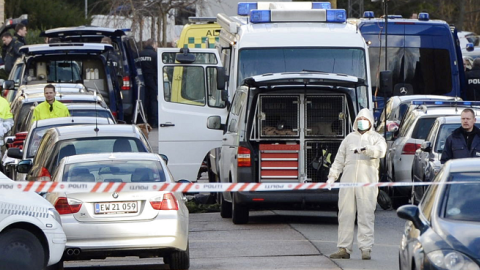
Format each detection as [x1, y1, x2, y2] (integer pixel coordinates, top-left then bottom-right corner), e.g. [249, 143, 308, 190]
[160, 123, 175, 127]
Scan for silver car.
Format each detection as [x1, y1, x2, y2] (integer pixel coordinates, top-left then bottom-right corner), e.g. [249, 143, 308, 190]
[44, 153, 190, 269]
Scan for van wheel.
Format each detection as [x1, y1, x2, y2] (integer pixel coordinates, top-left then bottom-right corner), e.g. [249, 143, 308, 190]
[165, 242, 190, 270]
[0, 229, 45, 269]
[220, 193, 232, 218]
[232, 194, 249, 224]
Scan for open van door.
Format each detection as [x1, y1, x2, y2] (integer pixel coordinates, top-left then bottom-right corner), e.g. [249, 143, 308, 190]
[157, 48, 228, 181]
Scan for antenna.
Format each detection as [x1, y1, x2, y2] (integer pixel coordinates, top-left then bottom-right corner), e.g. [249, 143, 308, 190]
[93, 82, 100, 132]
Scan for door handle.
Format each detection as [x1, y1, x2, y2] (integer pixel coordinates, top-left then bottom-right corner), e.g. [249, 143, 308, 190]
[160, 123, 175, 127]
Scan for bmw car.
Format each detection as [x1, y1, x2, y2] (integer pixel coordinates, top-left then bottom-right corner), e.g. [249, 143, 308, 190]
[397, 158, 480, 270]
[44, 153, 190, 269]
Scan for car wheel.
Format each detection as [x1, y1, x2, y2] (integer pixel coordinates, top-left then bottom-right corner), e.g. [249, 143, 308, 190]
[220, 193, 232, 218]
[0, 228, 45, 269]
[232, 193, 249, 224]
[46, 260, 64, 270]
[166, 242, 190, 270]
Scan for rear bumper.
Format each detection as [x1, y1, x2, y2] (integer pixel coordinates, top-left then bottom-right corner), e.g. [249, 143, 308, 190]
[234, 189, 339, 210]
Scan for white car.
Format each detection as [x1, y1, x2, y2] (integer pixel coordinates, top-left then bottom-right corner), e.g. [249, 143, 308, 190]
[0, 173, 66, 269]
[44, 153, 190, 269]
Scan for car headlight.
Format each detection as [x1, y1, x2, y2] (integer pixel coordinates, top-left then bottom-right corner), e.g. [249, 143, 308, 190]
[428, 250, 479, 270]
[48, 208, 62, 225]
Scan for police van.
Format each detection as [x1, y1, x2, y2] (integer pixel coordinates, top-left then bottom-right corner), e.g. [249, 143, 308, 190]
[156, 2, 380, 223]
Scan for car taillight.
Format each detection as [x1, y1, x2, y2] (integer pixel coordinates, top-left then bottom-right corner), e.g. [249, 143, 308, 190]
[54, 197, 82, 215]
[149, 193, 179, 210]
[402, 143, 421, 155]
[238, 146, 251, 167]
[112, 111, 117, 119]
[38, 167, 51, 181]
[121, 76, 131, 90]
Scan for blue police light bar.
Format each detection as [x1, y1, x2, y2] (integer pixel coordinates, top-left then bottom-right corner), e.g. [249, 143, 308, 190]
[363, 11, 374, 18]
[418, 12, 430, 21]
[238, 2, 258, 16]
[250, 10, 271, 23]
[121, 28, 131, 32]
[312, 2, 332, 9]
[411, 101, 480, 106]
[326, 9, 346, 23]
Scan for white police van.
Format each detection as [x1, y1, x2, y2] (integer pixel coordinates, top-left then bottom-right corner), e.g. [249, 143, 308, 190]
[156, 2, 377, 223]
[0, 174, 66, 269]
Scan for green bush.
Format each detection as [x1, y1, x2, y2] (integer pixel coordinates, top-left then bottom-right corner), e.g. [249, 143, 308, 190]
[186, 201, 220, 213]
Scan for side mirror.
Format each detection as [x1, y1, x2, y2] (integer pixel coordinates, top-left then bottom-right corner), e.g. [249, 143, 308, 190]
[159, 153, 168, 165]
[206, 115, 222, 130]
[221, 89, 229, 102]
[466, 43, 474, 52]
[17, 159, 33, 174]
[379, 71, 393, 97]
[421, 141, 432, 152]
[216, 67, 226, 90]
[3, 80, 15, 90]
[7, 148, 23, 159]
[397, 205, 427, 233]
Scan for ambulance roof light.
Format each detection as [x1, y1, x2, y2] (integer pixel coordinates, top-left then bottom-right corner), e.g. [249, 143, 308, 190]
[312, 2, 332, 9]
[411, 101, 480, 106]
[238, 2, 258, 16]
[418, 12, 430, 21]
[327, 10, 346, 23]
[363, 11, 374, 18]
[249, 9, 346, 24]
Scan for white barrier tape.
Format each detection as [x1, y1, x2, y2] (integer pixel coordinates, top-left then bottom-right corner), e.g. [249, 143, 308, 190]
[0, 181, 475, 193]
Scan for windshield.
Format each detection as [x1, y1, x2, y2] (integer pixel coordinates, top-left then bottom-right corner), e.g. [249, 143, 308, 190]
[369, 47, 452, 97]
[238, 48, 367, 85]
[444, 172, 480, 222]
[63, 160, 166, 183]
[69, 110, 113, 120]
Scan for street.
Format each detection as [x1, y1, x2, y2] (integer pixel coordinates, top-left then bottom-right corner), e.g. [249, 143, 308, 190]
[64, 207, 404, 269]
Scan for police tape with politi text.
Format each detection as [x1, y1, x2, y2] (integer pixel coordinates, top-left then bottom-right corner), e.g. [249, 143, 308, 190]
[0, 181, 475, 193]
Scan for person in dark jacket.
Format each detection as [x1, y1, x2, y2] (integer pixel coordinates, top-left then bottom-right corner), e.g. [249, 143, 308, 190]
[14, 23, 27, 46]
[139, 39, 158, 128]
[441, 108, 480, 164]
[466, 58, 480, 101]
[101, 37, 122, 87]
[1, 32, 22, 74]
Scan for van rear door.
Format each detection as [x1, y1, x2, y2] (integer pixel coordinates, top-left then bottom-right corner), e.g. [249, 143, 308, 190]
[157, 48, 227, 181]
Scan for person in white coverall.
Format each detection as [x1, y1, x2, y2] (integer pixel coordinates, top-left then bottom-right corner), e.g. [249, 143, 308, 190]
[327, 108, 387, 260]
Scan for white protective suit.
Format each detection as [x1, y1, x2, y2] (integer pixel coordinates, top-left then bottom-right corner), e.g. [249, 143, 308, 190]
[327, 108, 387, 254]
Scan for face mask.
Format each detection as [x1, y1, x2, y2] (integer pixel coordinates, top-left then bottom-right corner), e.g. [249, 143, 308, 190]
[357, 119, 370, 131]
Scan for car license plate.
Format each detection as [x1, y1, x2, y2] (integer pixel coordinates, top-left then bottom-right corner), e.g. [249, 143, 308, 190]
[94, 201, 138, 214]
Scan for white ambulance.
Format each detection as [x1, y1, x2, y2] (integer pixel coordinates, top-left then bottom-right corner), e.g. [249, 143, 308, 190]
[156, 2, 375, 223]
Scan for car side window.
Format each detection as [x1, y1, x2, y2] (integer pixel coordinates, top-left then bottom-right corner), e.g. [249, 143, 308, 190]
[227, 91, 247, 133]
[398, 112, 416, 137]
[411, 117, 436, 140]
[419, 169, 444, 221]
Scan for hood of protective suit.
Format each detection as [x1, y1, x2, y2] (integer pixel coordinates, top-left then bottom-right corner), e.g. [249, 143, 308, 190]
[353, 108, 374, 132]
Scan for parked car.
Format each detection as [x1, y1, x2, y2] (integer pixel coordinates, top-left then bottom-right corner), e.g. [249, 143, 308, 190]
[43, 153, 189, 269]
[17, 124, 152, 181]
[398, 158, 480, 270]
[40, 26, 146, 122]
[6, 117, 115, 180]
[386, 101, 480, 209]
[3, 43, 125, 120]
[0, 174, 66, 270]
[411, 116, 480, 204]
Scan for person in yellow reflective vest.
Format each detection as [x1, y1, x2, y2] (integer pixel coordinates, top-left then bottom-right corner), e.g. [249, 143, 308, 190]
[32, 84, 70, 122]
[0, 96, 13, 146]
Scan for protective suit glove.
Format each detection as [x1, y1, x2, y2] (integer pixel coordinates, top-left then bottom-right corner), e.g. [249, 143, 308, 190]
[326, 178, 335, 191]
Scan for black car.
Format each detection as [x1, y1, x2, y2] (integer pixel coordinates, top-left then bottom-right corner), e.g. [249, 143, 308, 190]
[40, 26, 146, 122]
[397, 158, 480, 270]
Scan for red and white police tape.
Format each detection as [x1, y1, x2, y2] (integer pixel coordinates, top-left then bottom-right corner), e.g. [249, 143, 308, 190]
[0, 181, 472, 193]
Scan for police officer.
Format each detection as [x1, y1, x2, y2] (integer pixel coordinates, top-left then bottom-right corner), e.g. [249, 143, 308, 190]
[101, 37, 122, 92]
[14, 23, 27, 46]
[32, 84, 70, 122]
[139, 39, 158, 128]
[466, 58, 480, 101]
[1, 32, 22, 74]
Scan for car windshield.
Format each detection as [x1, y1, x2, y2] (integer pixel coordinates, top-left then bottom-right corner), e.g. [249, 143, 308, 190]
[444, 172, 480, 222]
[69, 109, 112, 120]
[63, 160, 166, 183]
[52, 137, 147, 169]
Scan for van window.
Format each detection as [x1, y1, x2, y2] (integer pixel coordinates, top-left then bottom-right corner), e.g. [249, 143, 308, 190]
[206, 67, 225, 108]
[163, 66, 205, 106]
[411, 117, 436, 139]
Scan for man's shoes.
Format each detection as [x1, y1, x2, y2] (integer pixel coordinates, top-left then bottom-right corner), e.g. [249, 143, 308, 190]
[329, 248, 350, 259]
[361, 249, 371, 260]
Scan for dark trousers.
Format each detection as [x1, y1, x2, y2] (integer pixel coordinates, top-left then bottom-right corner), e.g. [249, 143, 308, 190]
[144, 76, 158, 127]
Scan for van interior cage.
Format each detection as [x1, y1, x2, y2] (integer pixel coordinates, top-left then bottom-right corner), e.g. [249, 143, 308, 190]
[305, 141, 341, 182]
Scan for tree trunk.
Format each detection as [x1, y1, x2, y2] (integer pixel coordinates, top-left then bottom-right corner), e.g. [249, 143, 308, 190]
[457, 0, 466, 31]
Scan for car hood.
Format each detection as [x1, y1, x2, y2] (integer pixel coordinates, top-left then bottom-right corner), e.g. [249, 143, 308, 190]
[437, 218, 480, 260]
